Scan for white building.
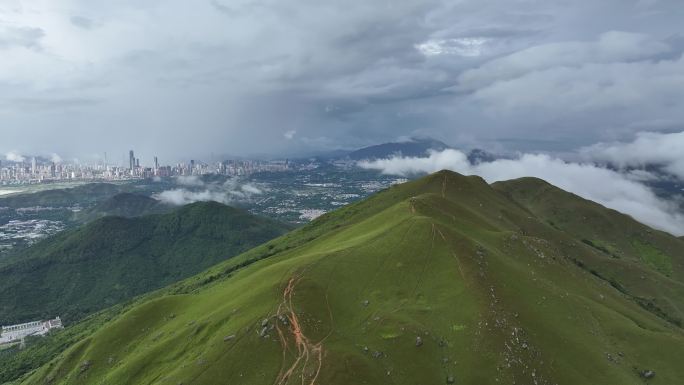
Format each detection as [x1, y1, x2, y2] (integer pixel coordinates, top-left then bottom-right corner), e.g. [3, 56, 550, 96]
[0, 317, 63, 345]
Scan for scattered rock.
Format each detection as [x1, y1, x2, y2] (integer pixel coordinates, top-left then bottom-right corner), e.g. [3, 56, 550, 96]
[259, 326, 269, 337]
[363, 346, 369, 353]
[223, 335, 236, 342]
[79, 360, 92, 374]
[640, 370, 656, 379]
[446, 375, 456, 384]
[362, 300, 370, 307]
[415, 336, 423, 347]
[372, 351, 384, 359]
[261, 318, 269, 327]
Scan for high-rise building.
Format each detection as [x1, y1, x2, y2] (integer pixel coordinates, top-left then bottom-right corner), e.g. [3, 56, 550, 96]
[129, 150, 135, 170]
[31, 157, 36, 175]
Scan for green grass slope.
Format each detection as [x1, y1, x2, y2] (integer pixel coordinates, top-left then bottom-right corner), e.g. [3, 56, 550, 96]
[0, 202, 290, 325]
[493, 177, 684, 327]
[15, 171, 684, 385]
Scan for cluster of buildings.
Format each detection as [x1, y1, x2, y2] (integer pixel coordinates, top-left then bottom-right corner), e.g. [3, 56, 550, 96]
[0, 150, 293, 186]
[0, 317, 63, 345]
[0, 157, 138, 184]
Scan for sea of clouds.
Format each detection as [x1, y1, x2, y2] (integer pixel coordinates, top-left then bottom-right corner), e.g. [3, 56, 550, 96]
[359, 131, 684, 236]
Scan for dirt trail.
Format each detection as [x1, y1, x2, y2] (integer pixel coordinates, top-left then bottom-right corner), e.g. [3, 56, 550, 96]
[274, 276, 324, 385]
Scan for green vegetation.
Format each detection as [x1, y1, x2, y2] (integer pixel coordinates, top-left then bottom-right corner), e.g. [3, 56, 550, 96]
[632, 239, 673, 276]
[6, 171, 684, 385]
[581, 239, 621, 258]
[0, 201, 291, 326]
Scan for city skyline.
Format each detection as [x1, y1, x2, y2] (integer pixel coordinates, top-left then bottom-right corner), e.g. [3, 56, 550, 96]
[0, 148, 294, 185]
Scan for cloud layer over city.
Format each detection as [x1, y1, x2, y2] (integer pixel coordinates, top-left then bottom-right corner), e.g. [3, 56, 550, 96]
[0, 0, 683, 161]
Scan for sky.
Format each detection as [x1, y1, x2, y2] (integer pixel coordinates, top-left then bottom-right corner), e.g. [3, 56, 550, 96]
[1, 0, 684, 163]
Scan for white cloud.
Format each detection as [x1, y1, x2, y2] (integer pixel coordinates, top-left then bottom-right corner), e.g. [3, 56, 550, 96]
[175, 175, 204, 187]
[5, 151, 25, 162]
[581, 131, 684, 180]
[284, 130, 297, 140]
[50, 153, 62, 163]
[155, 189, 230, 206]
[241, 184, 262, 194]
[359, 149, 684, 236]
[156, 178, 263, 205]
[415, 37, 491, 57]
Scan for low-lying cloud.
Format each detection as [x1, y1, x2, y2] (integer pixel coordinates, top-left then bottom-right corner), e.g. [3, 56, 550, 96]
[175, 175, 205, 187]
[154, 177, 264, 206]
[359, 149, 684, 236]
[5, 151, 25, 163]
[581, 131, 684, 180]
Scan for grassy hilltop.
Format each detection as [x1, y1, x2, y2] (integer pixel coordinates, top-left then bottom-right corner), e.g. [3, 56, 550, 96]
[14, 171, 684, 385]
[74, 193, 173, 222]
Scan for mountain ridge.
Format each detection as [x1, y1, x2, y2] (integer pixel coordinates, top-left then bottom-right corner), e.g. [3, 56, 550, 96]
[347, 137, 451, 160]
[9, 170, 684, 385]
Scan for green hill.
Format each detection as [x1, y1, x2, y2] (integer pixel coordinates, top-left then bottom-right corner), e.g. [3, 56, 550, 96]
[11, 171, 684, 385]
[75, 193, 172, 222]
[0, 201, 291, 326]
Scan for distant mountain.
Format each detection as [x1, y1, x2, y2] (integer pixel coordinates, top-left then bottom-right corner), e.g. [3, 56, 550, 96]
[347, 137, 451, 160]
[466, 148, 498, 165]
[75, 192, 171, 222]
[14, 170, 684, 385]
[0, 201, 291, 326]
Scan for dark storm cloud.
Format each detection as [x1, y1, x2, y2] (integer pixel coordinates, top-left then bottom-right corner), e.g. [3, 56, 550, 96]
[69, 16, 97, 30]
[0, 26, 44, 50]
[1, 0, 683, 162]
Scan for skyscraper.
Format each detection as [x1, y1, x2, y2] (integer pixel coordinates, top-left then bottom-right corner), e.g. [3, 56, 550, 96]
[129, 150, 135, 170]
